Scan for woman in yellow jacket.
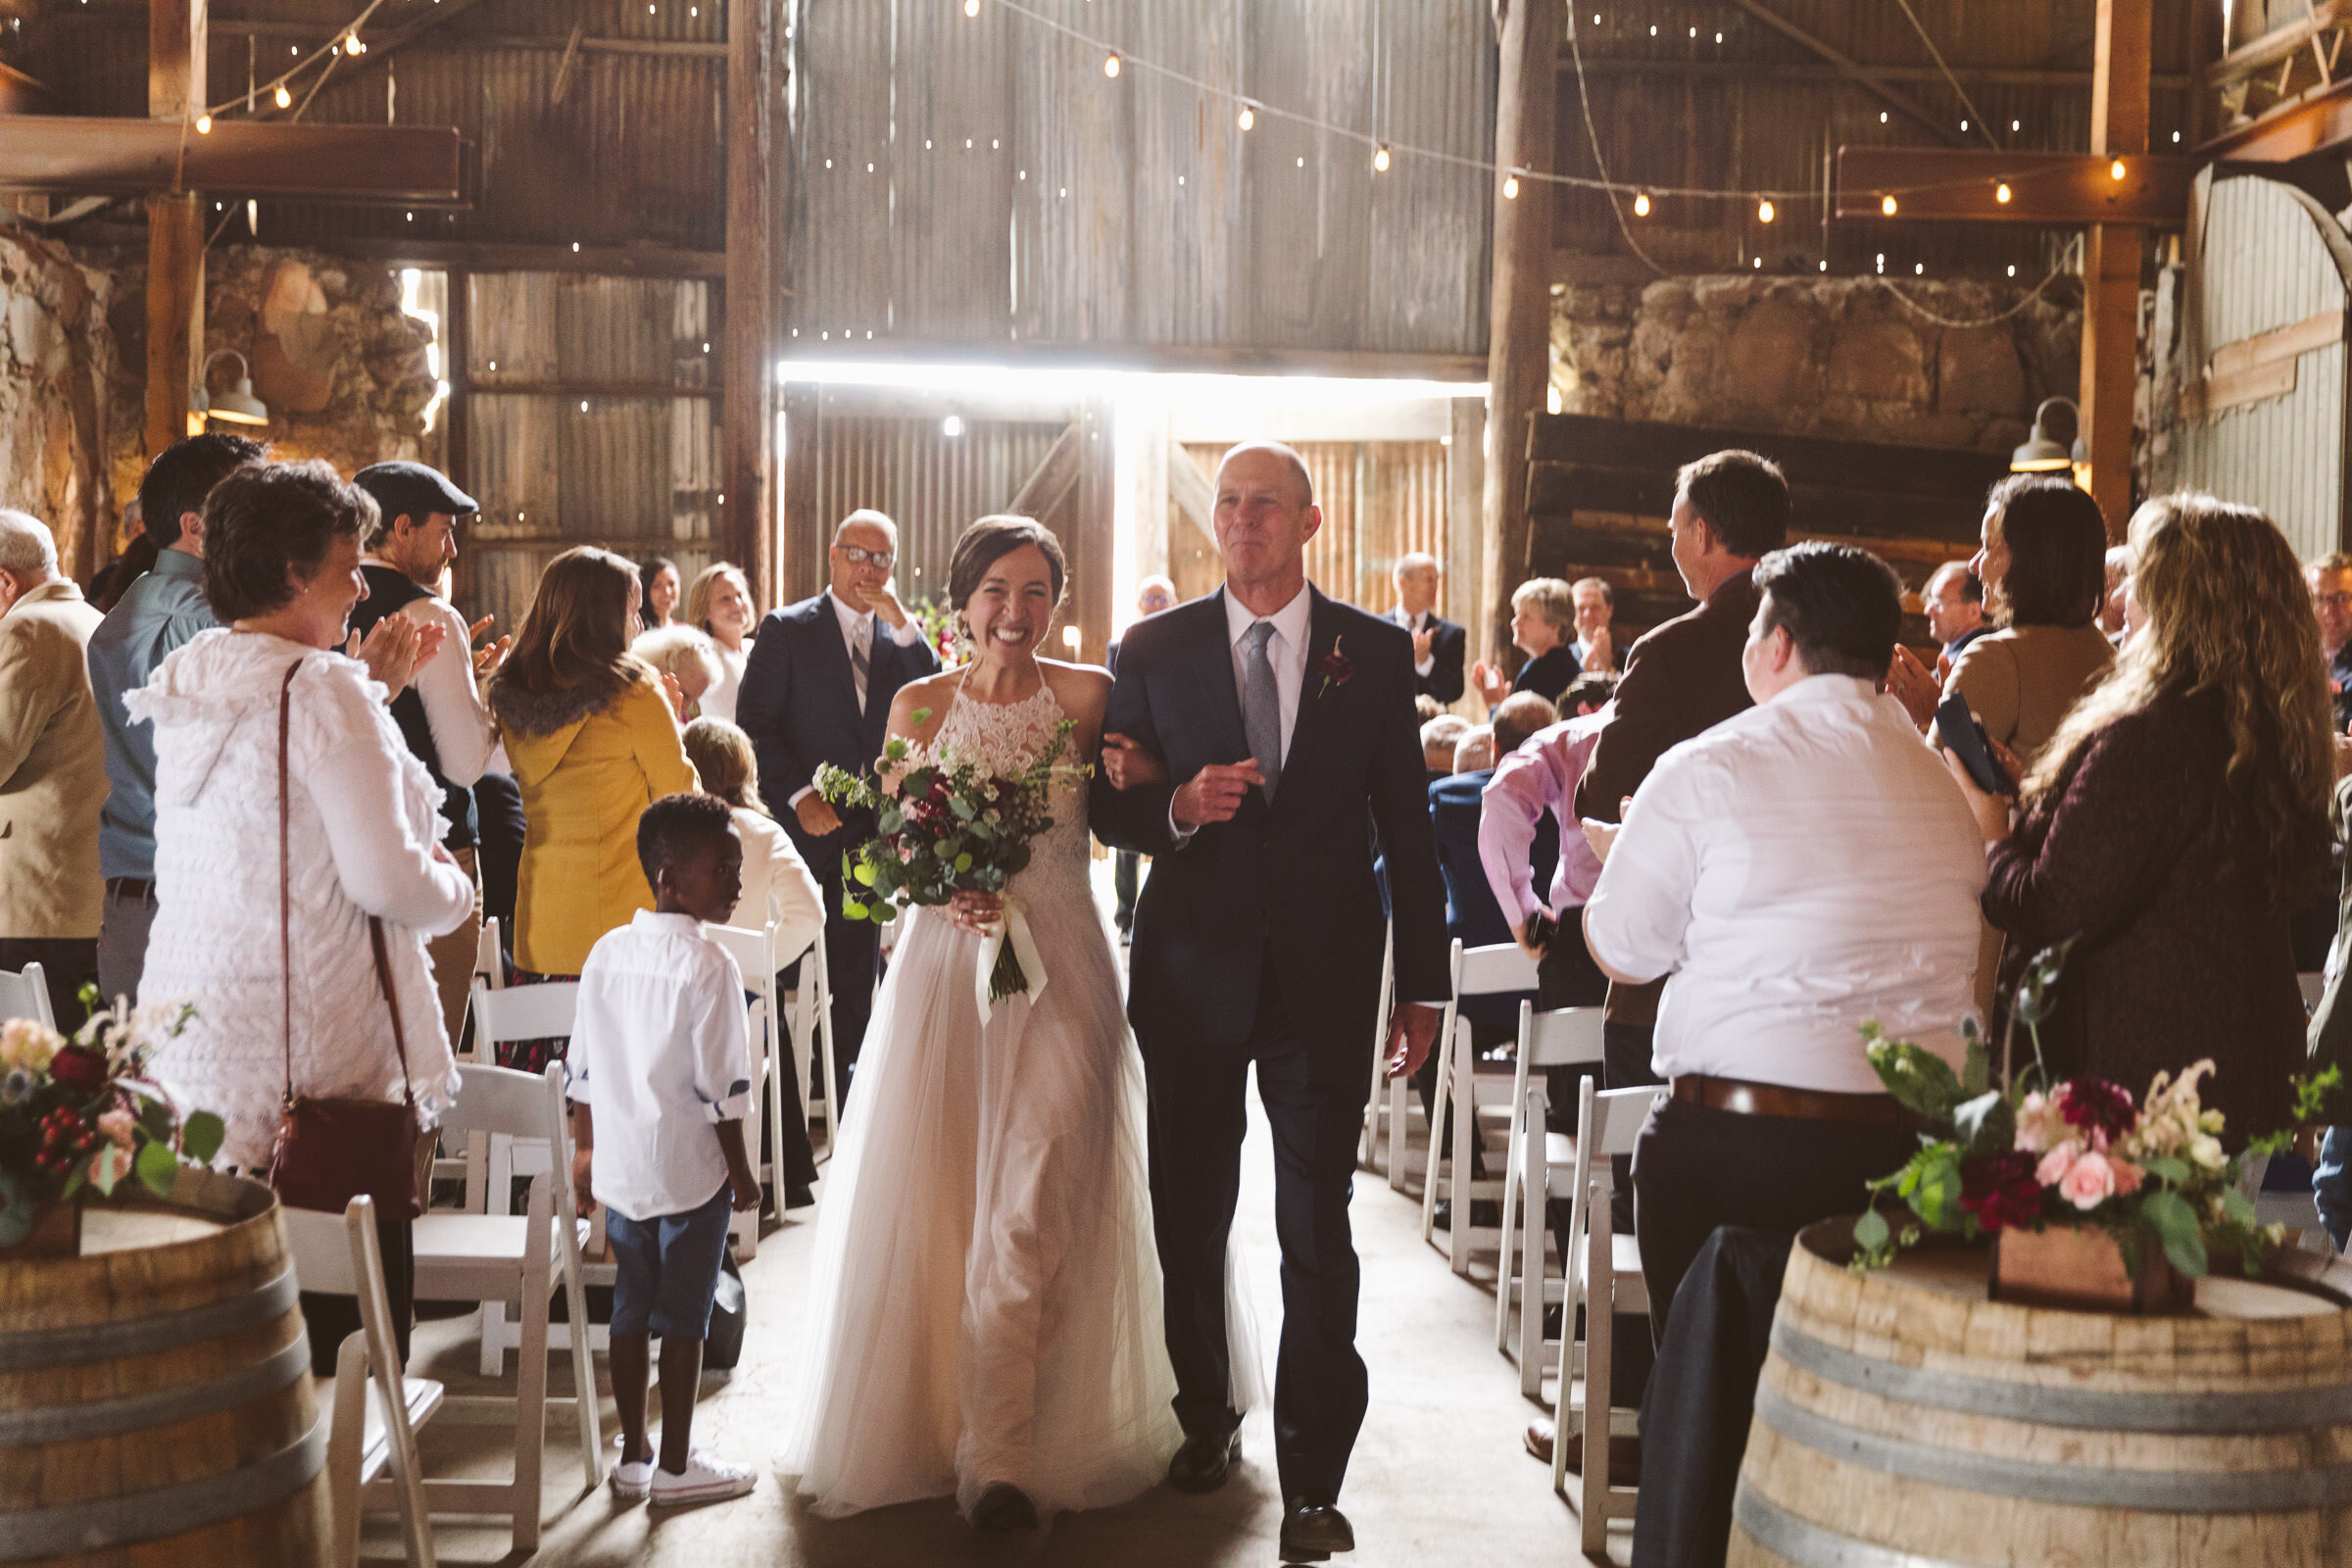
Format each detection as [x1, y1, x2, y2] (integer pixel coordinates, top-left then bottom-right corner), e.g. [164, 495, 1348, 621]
[487, 546, 697, 1071]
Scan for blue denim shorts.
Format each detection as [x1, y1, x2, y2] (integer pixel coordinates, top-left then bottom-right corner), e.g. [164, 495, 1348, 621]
[606, 1184, 733, 1341]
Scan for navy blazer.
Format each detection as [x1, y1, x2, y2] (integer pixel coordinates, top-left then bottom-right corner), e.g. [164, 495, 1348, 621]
[1430, 768, 1553, 1031]
[1091, 587, 1448, 1065]
[1390, 609, 1467, 706]
[736, 593, 940, 851]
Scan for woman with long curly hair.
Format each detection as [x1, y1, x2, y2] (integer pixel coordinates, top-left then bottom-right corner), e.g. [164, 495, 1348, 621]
[1946, 493, 2333, 1140]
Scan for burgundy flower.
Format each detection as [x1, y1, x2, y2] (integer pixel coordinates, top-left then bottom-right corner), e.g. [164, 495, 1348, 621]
[1315, 636, 1354, 699]
[1960, 1150, 2044, 1233]
[2058, 1076, 2136, 1143]
[46, 1045, 108, 1093]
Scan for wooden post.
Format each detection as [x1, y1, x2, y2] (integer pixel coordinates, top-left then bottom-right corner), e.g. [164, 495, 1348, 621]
[2082, 0, 2151, 537]
[779, 383, 821, 607]
[145, 0, 204, 460]
[1479, 0, 1562, 667]
[721, 0, 776, 608]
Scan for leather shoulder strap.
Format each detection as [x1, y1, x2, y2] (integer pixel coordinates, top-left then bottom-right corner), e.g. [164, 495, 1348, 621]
[279, 659, 301, 1106]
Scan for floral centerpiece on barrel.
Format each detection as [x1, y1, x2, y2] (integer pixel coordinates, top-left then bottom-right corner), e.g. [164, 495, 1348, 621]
[1854, 942, 2328, 1310]
[0, 990, 224, 1254]
[813, 708, 1084, 1004]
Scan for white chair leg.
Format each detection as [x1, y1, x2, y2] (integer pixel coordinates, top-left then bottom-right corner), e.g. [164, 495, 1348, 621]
[1578, 1176, 1614, 1554]
[1518, 1090, 1551, 1396]
[1418, 1042, 1450, 1234]
[1495, 1111, 1523, 1354]
[1446, 1030, 1477, 1275]
[513, 1178, 552, 1553]
[1361, 1022, 1387, 1170]
[329, 1333, 366, 1568]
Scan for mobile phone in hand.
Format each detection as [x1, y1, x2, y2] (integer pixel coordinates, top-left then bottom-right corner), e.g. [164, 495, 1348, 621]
[1525, 909, 1557, 950]
[1934, 692, 2009, 796]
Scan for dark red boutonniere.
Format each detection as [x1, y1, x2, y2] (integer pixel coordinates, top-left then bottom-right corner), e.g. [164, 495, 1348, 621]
[1315, 637, 1353, 699]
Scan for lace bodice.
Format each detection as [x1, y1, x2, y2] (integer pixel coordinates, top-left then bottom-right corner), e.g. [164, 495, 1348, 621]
[913, 679, 1092, 900]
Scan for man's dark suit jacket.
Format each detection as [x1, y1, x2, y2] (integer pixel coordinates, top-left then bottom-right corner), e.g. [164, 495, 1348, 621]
[1390, 608, 1467, 706]
[1430, 767, 1554, 1032]
[1092, 588, 1449, 1066]
[1573, 570, 1761, 1026]
[736, 592, 940, 846]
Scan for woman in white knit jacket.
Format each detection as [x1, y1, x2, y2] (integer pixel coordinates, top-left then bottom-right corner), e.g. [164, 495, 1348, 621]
[134, 459, 472, 1372]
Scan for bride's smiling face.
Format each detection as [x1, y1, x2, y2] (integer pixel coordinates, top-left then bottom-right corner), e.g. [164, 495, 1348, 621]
[964, 543, 1057, 663]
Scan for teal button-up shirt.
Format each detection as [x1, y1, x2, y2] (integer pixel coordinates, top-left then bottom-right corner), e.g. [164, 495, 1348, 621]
[86, 549, 216, 881]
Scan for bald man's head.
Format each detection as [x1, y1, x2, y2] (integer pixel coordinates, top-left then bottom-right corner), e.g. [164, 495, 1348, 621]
[1218, 441, 1314, 511]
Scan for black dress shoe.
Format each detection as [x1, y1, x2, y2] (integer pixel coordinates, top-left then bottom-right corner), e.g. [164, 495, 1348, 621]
[1279, 1497, 1355, 1562]
[1167, 1426, 1241, 1494]
[784, 1182, 816, 1210]
[1432, 1200, 1500, 1232]
[971, 1482, 1038, 1532]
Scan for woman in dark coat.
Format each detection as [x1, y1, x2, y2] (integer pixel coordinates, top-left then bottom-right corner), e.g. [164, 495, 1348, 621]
[1945, 493, 2333, 1143]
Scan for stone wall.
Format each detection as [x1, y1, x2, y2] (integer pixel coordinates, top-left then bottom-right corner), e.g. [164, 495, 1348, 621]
[0, 232, 435, 580]
[0, 230, 115, 577]
[1551, 273, 2084, 457]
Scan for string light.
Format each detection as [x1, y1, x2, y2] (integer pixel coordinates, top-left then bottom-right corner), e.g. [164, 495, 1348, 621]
[963, 0, 979, 14]
[1757, 199, 1774, 222]
[1881, 193, 1898, 216]
[195, 114, 212, 132]
[1633, 192, 1650, 217]
[346, 32, 364, 53]
[1995, 182, 2011, 204]
[1373, 143, 1391, 172]
[1102, 52, 1119, 77]
[1501, 172, 1519, 199]
[2109, 158, 2126, 180]
[1237, 102, 1254, 130]
[274, 83, 292, 108]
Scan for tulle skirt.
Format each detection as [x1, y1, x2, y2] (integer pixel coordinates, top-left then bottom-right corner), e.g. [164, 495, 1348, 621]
[781, 888, 1259, 1519]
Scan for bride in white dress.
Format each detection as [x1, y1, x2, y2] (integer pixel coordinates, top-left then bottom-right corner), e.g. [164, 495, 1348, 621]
[783, 517, 1255, 1529]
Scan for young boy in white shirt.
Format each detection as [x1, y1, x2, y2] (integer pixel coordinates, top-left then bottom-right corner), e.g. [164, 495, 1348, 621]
[569, 792, 762, 1506]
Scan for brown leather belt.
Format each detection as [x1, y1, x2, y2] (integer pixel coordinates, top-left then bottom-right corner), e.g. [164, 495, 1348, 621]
[1672, 1073, 1906, 1127]
[105, 877, 156, 903]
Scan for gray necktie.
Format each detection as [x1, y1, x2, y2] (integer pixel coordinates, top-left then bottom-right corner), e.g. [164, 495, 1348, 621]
[851, 622, 871, 711]
[1243, 620, 1282, 804]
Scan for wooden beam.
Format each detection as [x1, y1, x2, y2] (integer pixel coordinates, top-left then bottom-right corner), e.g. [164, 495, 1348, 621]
[0, 60, 55, 114]
[720, 0, 776, 609]
[320, 238, 728, 278]
[1834, 147, 2191, 224]
[779, 384, 820, 605]
[783, 338, 1483, 383]
[1481, 0, 1561, 671]
[2082, 0, 2151, 538]
[145, 0, 202, 461]
[230, 0, 499, 123]
[1166, 439, 1217, 549]
[2198, 75, 2352, 161]
[1562, 57, 2193, 90]
[1720, 0, 1966, 147]
[0, 120, 465, 203]
[469, 379, 720, 400]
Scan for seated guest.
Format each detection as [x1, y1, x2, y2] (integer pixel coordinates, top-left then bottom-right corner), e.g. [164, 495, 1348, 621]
[1421, 712, 1470, 780]
[1471, 577, 1579, 708]
[1390, 551, 1467, 705]
[1452, 725, 1494, 775]
[639, 555, 681, 632]
[1921, 560, 1985, 662]
[684, 563, 758, 723]
[635, 621, 727, 720]
[1584, 541, 1984, 1348]
[1482, 699, 1609, 1012]
[134, 461, 471, 1375]
[1949, 494, 2330, 1144]
[0, 511, 107, 1026]
[2311, 551, 2352, 731]
[487, 548, 700, 1069]
[1569, 576, 1624, 672]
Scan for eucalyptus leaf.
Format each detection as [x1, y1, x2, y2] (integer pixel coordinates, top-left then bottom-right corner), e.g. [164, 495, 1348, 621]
[950, 796, 976, 821]
[2138, 1154, 2190, 1184]
[135, 1139, 178, 1199]
[854, 862, 876, 887]
[180, 1110, 224, 1166]
[1851, 1207, 1889, 1252]
[89, 1151, 117, 1199]
[842, 898, 870, 921]
[955, 853, 973, 872]
[2219, 1186, 2258, 1228]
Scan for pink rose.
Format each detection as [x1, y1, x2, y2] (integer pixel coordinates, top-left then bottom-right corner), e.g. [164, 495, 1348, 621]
[96, 1106, 137, 1150]
[2109, 1158, 2143, 1198]
[2035, 1144, 2079, 1188]
[2059, 1150, 2116, 1210]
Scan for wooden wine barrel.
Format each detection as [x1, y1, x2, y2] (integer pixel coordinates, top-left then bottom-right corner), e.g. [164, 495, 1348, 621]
[1729, 1222, 2352, 1568]
[0, 1169, 330, 1566]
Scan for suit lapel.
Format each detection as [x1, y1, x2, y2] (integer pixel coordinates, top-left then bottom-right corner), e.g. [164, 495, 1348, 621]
[1187, 589, 1250, 763]
[1276, 589, 1346, 807]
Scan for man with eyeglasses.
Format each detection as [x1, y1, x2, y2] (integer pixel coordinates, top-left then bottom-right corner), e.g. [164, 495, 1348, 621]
[738, 510, 938, 1120]
[2309, 554, 2352, 730]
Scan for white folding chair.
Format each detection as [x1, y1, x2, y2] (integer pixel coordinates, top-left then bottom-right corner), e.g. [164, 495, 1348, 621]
[0, 961, 55, 1029]
[408, 1063, 602, 1552]
[1356, 923, 1403, 1182]
[284, 1195, 442, 1568]
[1495, 1002, 1607, 1390]
[1420, 939, 1541, 1272]
[786, 935, 840, 1159]
[429, 920, 514, 1197]
[1551, 1080, 1665, 1554]
[704, 920, 780, 1254]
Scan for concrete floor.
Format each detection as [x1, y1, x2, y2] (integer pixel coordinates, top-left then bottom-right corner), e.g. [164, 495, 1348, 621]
[387, 1102, 1624, 1568]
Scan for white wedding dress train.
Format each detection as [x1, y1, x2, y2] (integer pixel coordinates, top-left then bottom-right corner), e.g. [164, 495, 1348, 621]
[782, 680, 1260, 1519]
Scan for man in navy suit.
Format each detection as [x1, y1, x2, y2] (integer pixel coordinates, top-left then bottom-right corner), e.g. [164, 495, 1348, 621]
[736, 509, 939, 1106]
[1387, 551, 1466, 705]
[1092, 443, 1446, 1563]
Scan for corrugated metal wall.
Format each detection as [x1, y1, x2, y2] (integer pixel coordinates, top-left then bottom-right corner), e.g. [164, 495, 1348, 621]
[2169, 174, 2347, 563]
[464, 271, 722, 633]
[789, 0, 1495, 362]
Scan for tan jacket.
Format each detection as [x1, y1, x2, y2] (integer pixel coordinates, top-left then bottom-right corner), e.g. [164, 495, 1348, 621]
[0, 579, 107, 938]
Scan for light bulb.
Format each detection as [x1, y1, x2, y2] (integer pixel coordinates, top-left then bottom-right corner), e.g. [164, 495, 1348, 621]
[347, 33, 363, 53]
[1237, 104, 1254, 130]
[1102, 53, 1119, 77]
[1633, 192, 1650, 217]
[963, 0, 978, 14]
[273, 83, 291, 108]
[1502, 172, 1520, 200]
[2109, 158, 2126, 180]
[1758, 199, 1774, 222]
[1995, 182, 2011, 204]
[1881, 193, 1897, 216]
[195, 114, 212, 132]
[1373, 144, 1391, 172]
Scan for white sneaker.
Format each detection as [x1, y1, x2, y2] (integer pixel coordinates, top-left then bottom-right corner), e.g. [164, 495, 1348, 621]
[650, 1449, 757, 1506]
[610, 1457, 655, 1502]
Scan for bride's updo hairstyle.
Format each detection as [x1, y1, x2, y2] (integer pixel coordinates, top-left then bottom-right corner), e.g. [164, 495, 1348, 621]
[948, 514, 1067, 614]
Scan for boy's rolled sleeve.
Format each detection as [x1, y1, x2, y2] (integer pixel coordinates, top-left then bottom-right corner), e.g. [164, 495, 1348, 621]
[694, 951, 757, 1124]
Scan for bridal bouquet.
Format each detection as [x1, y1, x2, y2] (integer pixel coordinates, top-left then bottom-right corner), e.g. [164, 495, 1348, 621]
[813, 710, 1083, 1004]
[1, 988, 223, 1250]
[1852, 941, 2330, 1285]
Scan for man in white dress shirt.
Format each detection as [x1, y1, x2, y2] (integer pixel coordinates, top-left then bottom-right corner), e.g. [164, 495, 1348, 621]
[1583, 540, 1984, 1346]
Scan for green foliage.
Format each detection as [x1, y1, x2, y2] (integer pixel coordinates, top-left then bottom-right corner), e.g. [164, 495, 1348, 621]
[1951, 1089, 2013, 1157]
[1871, 1143, 1970, 1235]
[134, 1139, 178, 1199]
[2138, 1189, 2208, 1278]
[1863, 1024, 1965, 1124]
[179, 1110, 223, 1167]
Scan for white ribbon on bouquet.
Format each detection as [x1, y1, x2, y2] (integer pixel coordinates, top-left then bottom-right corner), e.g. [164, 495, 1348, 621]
[973, 895, 1049, 1024]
